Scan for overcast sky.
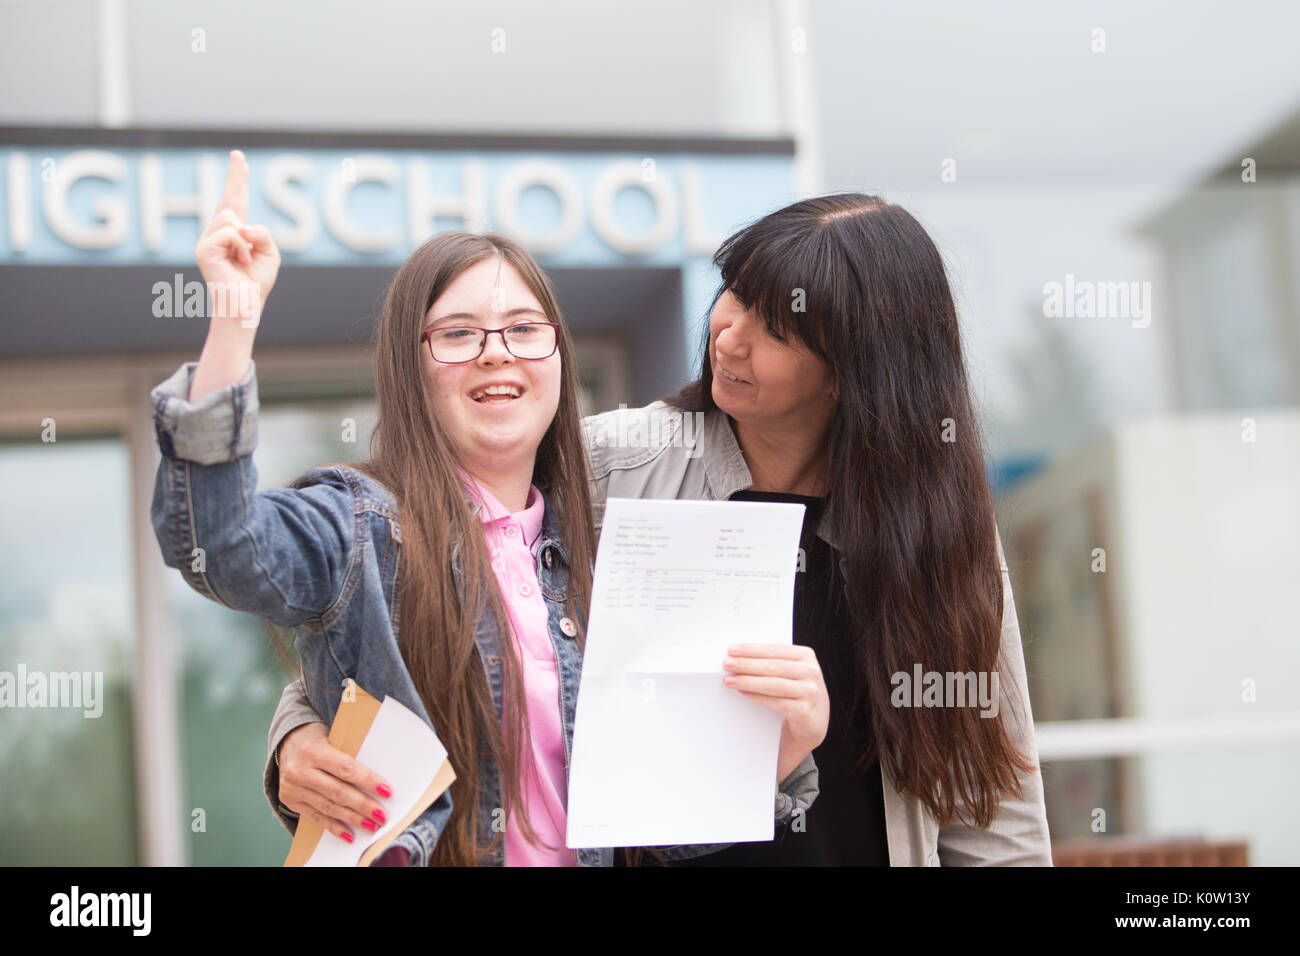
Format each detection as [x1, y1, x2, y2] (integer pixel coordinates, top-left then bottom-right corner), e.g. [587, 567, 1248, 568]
[809, 0, 1300, 450]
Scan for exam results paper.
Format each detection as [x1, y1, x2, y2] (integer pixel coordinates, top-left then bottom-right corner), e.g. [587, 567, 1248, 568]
[566, 496, 806, 848]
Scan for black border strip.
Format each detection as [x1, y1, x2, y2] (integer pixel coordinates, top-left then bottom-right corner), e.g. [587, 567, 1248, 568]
[0, 125, 796, 156]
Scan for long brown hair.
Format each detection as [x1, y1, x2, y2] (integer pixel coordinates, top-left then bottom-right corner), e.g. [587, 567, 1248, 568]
[347, 232, 595, 864]
[669, 194, 1036, 830]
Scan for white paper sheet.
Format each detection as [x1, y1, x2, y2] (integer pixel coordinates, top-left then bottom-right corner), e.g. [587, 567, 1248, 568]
[566, 496, 807, 848]
[304, 695, 449, 866]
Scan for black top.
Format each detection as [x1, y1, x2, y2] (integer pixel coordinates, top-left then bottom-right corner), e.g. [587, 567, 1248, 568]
[668, 490, 890, 866]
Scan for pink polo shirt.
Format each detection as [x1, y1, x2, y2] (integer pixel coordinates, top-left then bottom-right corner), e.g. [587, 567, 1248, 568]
[463, 475, 576, 866]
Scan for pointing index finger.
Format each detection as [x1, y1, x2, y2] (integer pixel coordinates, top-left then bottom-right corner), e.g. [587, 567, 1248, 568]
[216, 149, 249, 221]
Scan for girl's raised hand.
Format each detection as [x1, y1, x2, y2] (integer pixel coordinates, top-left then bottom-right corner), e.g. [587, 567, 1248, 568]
[194, 149, 280, 324]
[723, 643, 829, 784]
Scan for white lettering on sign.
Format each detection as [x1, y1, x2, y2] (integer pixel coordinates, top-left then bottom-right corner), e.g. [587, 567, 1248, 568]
[7, 151, 31, 251]
[494, 159, 583, 253]
[409, 157, 487, 239]
[263, 154, 320, 253]
[3, 149, 732, 258]
[140, 152, 223, 251]
[44, 149, 130, 249]
[323, 154, 402, 252]
[590, 160, 677, 254]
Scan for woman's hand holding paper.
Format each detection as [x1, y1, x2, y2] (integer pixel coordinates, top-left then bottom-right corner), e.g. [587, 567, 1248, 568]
[723, 643, 829, 783]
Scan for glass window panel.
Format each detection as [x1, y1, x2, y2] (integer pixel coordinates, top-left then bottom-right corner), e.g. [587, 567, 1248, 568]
[0, 438, 138, 865]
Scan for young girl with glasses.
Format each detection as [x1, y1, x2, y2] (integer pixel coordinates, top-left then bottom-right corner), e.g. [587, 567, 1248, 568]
[149, 150, 827, 866]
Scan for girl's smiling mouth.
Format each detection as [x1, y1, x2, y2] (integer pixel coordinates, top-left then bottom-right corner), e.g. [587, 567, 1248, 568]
[469, 382, 525, 403]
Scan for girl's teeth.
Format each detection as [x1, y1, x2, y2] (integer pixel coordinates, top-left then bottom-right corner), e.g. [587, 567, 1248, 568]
[472, 386, 521, 402]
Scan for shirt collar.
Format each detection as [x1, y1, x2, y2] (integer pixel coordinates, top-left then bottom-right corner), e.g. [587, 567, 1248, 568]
[459, 470, 545, 550]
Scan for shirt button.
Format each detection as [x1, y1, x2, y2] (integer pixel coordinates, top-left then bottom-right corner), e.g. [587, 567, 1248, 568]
[559, 617, 577, 637]
[503, 525, 517, 538]
[518, 581, 532, 597]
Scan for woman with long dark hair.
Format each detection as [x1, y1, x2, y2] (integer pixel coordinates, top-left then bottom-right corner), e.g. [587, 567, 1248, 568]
[648, 193, 1049, 864]
[268, 192, 1051, 865]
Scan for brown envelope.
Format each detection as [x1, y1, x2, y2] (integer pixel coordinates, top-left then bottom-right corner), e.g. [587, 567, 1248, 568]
[284, 681, 456, 866]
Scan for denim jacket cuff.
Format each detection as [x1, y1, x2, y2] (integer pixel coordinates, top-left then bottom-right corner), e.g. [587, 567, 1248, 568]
[389, 826, 433, 868]
[151, 359, 259, 465]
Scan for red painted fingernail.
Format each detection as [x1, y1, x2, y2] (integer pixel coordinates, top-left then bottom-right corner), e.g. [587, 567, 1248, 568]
[361, 819, 376, 832]
[372, 808, 387, 824]
[340, 830, 354, 844]
[377, 784, 392, 798]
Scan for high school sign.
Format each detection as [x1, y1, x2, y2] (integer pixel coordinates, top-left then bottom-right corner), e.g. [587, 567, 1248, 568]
[0, 129, 794, 381]
[0, 135, 796, 267]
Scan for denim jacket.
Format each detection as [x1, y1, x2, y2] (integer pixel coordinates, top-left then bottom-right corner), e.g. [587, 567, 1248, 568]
[150, 359, 819, 866]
